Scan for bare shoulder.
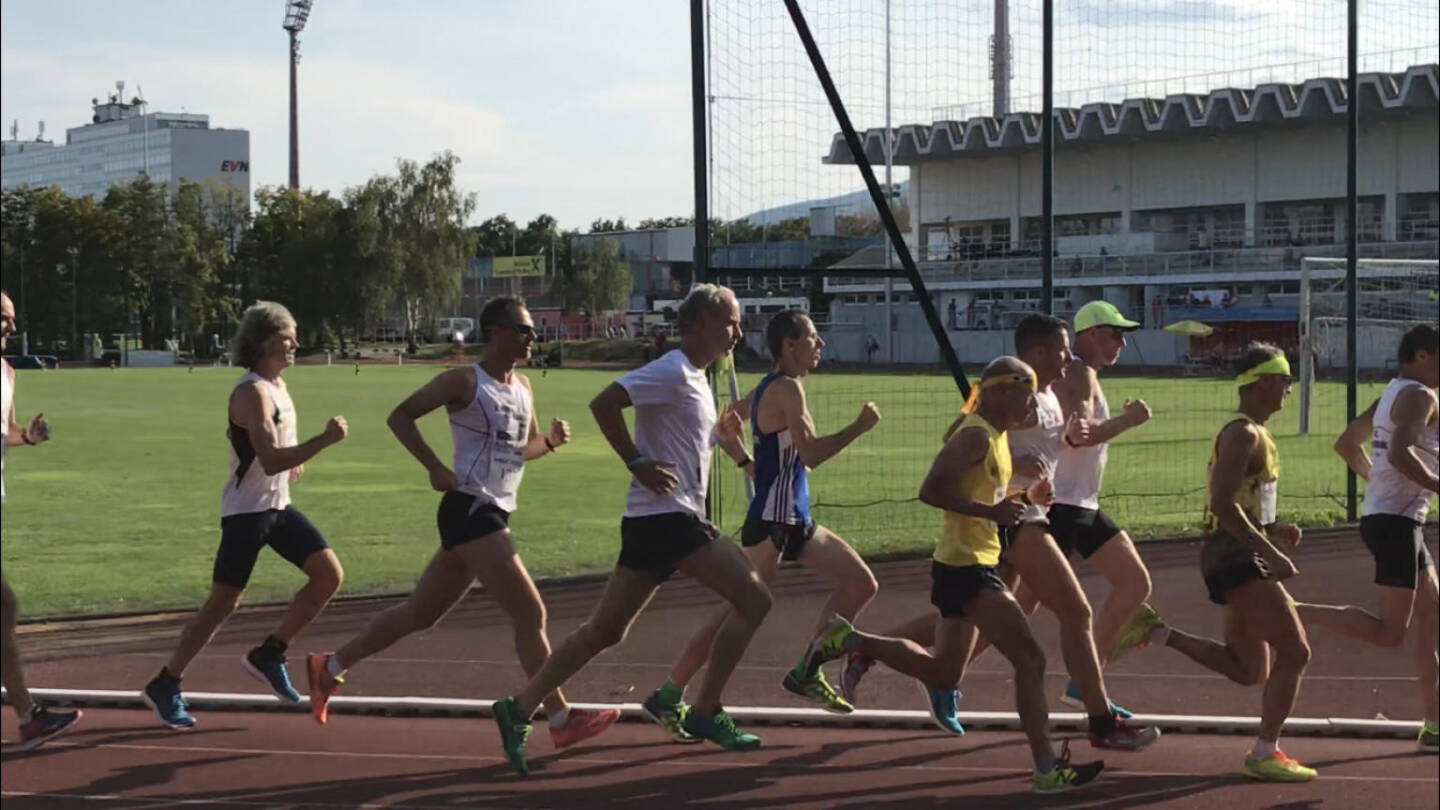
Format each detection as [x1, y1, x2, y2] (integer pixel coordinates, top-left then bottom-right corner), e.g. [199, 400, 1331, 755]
[514, 370, 533, 390]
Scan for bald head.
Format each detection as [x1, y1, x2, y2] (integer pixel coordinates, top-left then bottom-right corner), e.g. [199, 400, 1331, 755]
[981, 355, 1035, 382]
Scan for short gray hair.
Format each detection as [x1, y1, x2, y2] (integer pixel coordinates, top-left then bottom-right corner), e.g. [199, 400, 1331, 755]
[677, 283, 736, 334]
[231, 301, 296, 368]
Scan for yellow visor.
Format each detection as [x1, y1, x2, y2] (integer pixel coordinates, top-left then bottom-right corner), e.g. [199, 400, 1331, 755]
[961, 370, 1038, 413]
[1236, 354, 1292, 387]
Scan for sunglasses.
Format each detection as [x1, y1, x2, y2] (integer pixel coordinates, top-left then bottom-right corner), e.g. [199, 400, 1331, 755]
[499, 321, 536, 339]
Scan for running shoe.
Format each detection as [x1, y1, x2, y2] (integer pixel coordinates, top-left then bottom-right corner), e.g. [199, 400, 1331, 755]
[1419, 722, 1439, 754]
[18, 704, 82, 751]
[1033, 740, 1105, 793]
[838, 651, 872, 706]
[242, 645, 301, 703]
[1241, 749, 1316, 782]
[306, 652, 344, 725]
[1059, 680, 1134, 719]
[781, 668, 854, 714]
[142, 676, 196, 729]
[681, 709, 762, 750]
[1111, 603, 1165, 662]
[549, 707, 621, 749]
[492, 696, 532, 777]
[1088, 715, 1160, 751]
[916, 681, 965, 736]
[808, 615, 856, 668]
[641, 690, 701, 744]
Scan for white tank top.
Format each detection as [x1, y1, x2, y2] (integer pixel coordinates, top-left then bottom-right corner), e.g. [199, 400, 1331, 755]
[1008, 386, 1064, 522]
[1, 361, 12, 505]
[221, 372, 298, 518]
[450, 364, 531, 512]
[1363, 377, 1439, 522]
[1054, 373, 1109, 510]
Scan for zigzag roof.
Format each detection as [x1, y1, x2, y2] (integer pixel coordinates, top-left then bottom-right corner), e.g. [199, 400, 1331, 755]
[824, 63, 1439, 165]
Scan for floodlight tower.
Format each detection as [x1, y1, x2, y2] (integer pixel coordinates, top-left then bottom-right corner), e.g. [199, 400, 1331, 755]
[283, 0, 314, 190]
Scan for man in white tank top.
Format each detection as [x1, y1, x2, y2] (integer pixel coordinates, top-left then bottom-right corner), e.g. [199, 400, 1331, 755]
[305, 298, 620, 749]
[1, 290, 82, 750]
[144, 302, 349, 730]
[492, 285, 773, 776]
[1300, 324, 1439, 753]
[851, 314, 1159, 751]
[1049, 301, 1166, 707]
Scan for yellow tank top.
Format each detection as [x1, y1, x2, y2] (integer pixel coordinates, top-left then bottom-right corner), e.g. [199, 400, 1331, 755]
[935, 412, 1011, 567]
[1204, 415, 1280, 531]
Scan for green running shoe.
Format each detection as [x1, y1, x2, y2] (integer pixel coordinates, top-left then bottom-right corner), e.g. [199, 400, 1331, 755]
[682, 709, 762, 750]
[492, 696, 532, 776]
[1111, 603, 1164, 662]
[781, 668, 854, 714]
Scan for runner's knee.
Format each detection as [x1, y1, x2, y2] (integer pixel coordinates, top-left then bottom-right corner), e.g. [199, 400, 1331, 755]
[307, 560, 344, 596]
[1272, 636, 1311, 669]
[1374, 621, 1409, 649]
[579, 617, 629, 651]
[731, 582, 773, 626]
[1008, 638, 1046, 680]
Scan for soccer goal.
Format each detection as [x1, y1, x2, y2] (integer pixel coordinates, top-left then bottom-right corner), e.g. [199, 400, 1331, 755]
[1298, 256, 1440, 433]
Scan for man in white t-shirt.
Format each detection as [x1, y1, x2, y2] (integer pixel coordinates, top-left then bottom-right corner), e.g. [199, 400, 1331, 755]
[492, 284, 772, 776]
[1, 290, 81, 751]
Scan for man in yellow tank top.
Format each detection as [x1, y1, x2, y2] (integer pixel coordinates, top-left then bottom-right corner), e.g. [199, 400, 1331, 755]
[805, 357, 1106, 794]
[1127, 342, 1317, 782]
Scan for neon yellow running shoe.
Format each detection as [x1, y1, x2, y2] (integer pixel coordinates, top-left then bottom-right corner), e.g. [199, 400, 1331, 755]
[1418, 721, 1438, 754]
[1111, 603, 1164, 662]
[1241, 749, 1316, 782]
[781, 668, 854, 714]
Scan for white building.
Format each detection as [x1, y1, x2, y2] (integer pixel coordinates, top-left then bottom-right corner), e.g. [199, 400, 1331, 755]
[2, 92, 250, 201]
[819, 64, 1439, 366]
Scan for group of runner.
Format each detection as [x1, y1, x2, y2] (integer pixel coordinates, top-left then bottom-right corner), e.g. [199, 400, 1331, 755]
[1, 284, 1435, 793]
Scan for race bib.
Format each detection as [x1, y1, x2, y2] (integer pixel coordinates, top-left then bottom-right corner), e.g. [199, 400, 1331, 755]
[1258, 480, 1277, 525]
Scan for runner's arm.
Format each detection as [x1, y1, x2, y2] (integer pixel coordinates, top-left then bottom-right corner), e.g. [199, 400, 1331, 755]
[775, 377, 874, 469]
[517, 374, 567, 461]
[918, 428, 1000, 519]
[590, 382, 641, 464]
[1207, 422, 1276, 555]
[235, 382, 336, 475]
[1332, 397, 1379, 481]
[1057, 363, 1143, 446]
[1386, 387, 1440, 494]
[387, 367, 472, 473]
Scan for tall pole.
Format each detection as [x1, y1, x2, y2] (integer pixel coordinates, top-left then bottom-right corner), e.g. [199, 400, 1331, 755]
[1040, 0, 1054, 315]
[1344, 0, 1359, 520]
[288, 29, 300, 190]
[993, 0, 1010, 117]
[690, 0, 709, 287]
[883, 0, 893, 362]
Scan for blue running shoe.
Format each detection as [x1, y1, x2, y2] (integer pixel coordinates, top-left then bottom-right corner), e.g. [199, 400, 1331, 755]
[18, 703, 83, 751]
[243, 647, 301, 703]
[1058, 680, 1132, 719]
[916, 681, 965, 736]
[142, 676, 197, 729]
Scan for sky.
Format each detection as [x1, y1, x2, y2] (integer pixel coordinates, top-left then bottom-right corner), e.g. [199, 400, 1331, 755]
[0, 0, 696, 230]
[2, 1, 1435, 231]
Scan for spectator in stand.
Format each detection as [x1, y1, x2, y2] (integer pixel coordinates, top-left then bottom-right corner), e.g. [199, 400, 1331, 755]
[1151, 296, 1163, 327]
[948, 298, 958, 330]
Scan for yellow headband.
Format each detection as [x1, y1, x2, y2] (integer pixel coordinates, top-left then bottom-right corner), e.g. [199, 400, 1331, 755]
[961, 370, 1038, 413]
[1236, 354, 1292, 388]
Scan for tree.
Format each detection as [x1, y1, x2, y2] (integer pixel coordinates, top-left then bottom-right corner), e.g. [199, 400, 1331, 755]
[588, 217, 628, 234]
[567, 238, 633, 318]
[391, 152, 475, 345]
[636, 215, 692, 230]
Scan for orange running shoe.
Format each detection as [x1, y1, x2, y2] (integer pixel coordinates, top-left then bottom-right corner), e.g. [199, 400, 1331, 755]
[549, 707, 621, 749]
[306, 652, 343, 725]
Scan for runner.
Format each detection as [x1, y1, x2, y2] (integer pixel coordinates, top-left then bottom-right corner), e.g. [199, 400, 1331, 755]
[1300, 323, 1438, 753]
[306, 297, 620, 749]
[809, 356, 1107, 794]
[143, 301, 348, 729]
[644, 311, 880, 739]
[1134, 342, 1318, 781]
[491, 284, 773, 776]
[0, 290, 82, 751]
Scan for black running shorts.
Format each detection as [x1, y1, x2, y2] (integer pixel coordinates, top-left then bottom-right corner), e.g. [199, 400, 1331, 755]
[1048, 504, 1122, 559]
[740, 517, 818, 561]
[437, 491, 511, 550]
[214, 506, 330, 589]
[1360, 514, 1436, 589]
[617, 511, 721, 582]
[1199, 532, 1272, 605]
[930, 560, 1008, 619]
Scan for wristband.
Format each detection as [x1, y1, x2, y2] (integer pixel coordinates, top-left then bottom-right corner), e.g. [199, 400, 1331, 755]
[1018, 490, 1033, 506]
[544, 437, 556, 452]
[625, 455, 648, 470]
[737, 456, 753, 469]
[21, 431, 36, 446]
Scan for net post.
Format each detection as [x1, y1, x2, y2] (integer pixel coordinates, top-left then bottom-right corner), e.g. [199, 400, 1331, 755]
[1299, 258, 1313, 435]
[1345, 0, 1359, 522]
[691, 0, 709, 288]
[780, 0, 970, 399]
[1040, 0, 1054, 315]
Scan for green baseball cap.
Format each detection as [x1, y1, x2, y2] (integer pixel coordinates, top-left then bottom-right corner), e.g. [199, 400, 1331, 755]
[1073, 300, 1141, 333]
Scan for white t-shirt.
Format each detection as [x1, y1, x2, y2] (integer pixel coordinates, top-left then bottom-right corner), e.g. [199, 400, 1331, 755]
[618, 349, 717, 518]
[1363, 377, 1439, 522]
[1008, 386, 1064, 523]
[1, 361, 12, 505]
[1055, 379, 1109, 510]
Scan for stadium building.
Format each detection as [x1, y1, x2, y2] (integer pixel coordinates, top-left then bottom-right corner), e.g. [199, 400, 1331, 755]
[809, 63, 1439, 368]
[1, 89, 250, 201]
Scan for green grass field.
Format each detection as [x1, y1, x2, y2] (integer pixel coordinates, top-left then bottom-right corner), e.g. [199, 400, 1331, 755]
[1, 363, 1422, 617]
